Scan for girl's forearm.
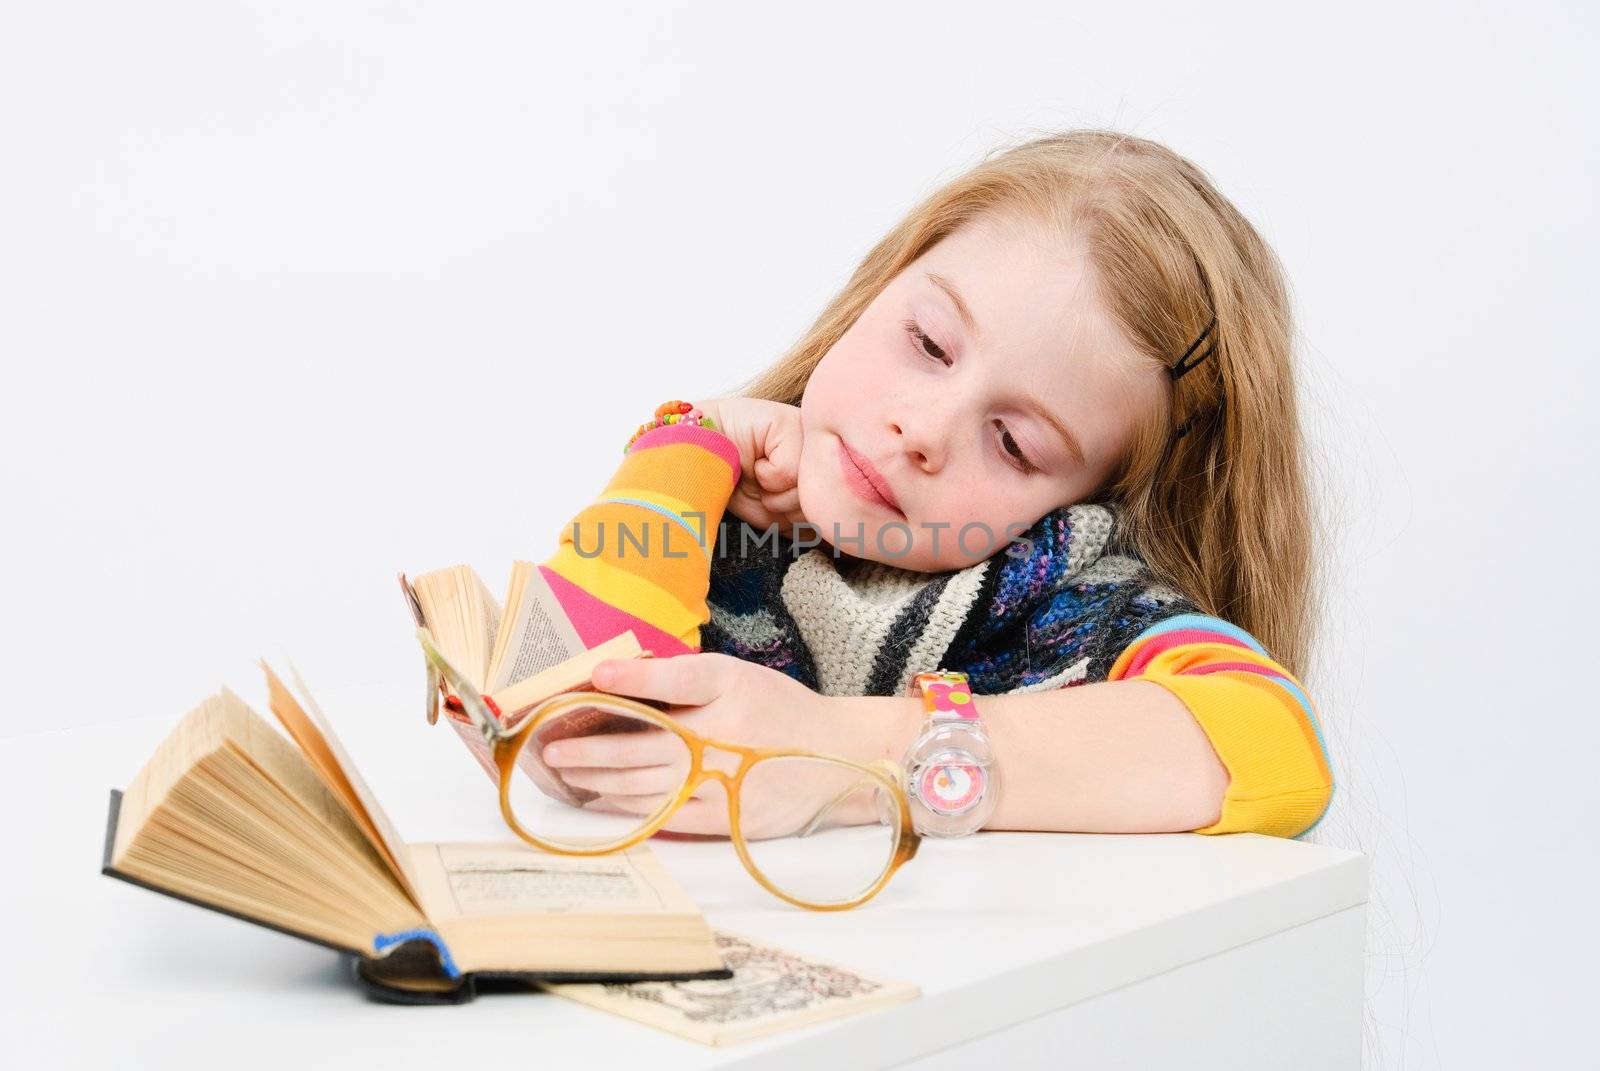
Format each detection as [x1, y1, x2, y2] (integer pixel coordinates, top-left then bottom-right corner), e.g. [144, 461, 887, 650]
[824, 681, 1229, 834]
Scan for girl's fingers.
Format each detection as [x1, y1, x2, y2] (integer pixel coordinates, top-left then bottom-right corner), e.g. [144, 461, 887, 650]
[590, 653, 723, 707]
[557, 764, 686, 797]
[585, 792, 673, 817]
[658, 797, 731, 835]
[589, 794, 729, 835]
[761, 487, 801, 514]
[761, 415, 805, 493]
[753, 457, 792, 493]
[541, 726, 685, 769]
[582, 795, 660, 818]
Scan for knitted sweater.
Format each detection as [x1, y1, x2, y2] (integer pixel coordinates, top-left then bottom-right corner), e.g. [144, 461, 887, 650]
[538, 420, 1334, 839]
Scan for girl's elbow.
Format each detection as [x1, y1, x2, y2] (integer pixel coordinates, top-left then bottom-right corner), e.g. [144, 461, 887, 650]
[1177, 747, 1230, 831]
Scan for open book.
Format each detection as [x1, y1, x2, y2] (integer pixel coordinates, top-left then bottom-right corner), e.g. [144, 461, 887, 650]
[398, 562, 648, 785]
[101, 662, 728, 1004]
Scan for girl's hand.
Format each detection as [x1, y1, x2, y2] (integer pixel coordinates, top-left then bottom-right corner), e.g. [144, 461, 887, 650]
[538, 653, 872, 838]
[692, 397, 806, 537]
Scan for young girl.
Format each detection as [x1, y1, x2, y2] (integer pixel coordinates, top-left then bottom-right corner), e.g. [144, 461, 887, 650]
[527, 129, 1332, 841]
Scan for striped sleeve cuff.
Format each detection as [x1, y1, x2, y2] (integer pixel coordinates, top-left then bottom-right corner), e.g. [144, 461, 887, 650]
[541, 421, 741, 655]
[1107, 613, 1334, 839]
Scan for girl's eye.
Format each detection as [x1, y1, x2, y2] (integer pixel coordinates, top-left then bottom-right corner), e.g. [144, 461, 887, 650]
[902, 318, 1040, 475]
[994, 419, 1040, 475]
[902, 318, 950, 366]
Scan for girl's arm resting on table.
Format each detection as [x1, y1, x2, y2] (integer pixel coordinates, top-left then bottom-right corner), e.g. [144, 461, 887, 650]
[826, 679, 1230, 833]
[1106, 614, 1335, 839]
[987, 678, 1233, 833]
[823, 613, 1334, 839]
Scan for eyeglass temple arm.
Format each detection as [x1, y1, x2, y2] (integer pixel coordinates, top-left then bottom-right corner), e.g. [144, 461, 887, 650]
[416, 627, 502, 746]
[794, 759, 906, 839]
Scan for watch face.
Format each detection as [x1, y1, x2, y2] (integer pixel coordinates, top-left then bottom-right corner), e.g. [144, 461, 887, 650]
[916, 749, 987, 816]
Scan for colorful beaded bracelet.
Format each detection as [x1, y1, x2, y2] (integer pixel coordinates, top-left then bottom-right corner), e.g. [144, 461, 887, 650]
[623, 400, 719, 454]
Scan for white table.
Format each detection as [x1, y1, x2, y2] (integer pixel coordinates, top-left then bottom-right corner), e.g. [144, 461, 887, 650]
[2, 681, 1368, 1069]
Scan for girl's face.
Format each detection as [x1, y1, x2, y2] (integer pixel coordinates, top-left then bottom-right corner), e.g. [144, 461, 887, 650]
[797, 212, 1167, 572]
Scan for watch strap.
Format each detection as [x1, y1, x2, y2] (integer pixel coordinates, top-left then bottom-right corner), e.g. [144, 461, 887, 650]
[907, 670, 980, 722]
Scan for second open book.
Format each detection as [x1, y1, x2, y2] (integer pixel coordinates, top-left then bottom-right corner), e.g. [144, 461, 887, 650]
[399, 560, 640, 784]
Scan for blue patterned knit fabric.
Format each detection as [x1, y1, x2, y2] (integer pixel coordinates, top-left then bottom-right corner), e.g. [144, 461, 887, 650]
[700, 500, 1201, 697]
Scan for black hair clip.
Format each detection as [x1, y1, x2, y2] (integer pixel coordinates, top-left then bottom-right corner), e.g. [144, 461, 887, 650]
[1169, 317, 1217, 382]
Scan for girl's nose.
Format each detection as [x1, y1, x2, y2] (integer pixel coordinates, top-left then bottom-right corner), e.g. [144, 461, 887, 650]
[891, 416, 945, 473]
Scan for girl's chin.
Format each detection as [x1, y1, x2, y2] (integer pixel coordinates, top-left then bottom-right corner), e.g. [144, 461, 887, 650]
[793, 495, 941, 567]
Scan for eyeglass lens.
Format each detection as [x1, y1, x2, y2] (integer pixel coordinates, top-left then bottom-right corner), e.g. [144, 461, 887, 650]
[504, 702, 901, 906]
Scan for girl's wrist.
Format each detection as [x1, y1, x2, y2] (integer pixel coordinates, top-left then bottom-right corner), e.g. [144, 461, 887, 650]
[690, 397, 758, 479]
[815, 693, 925, 768]
[810, 694, 924, 829]
[689, 397, 724, 426]
[625, 399, 722, 454]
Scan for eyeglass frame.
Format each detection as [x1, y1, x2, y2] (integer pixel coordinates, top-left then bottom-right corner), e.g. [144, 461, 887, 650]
[415, 627, 920, 911]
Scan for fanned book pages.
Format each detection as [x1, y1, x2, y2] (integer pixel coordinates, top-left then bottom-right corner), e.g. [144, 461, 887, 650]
[100, 663, 729, 1004]
[542, 930, 920, 1045]
[400, 564, 650, 783]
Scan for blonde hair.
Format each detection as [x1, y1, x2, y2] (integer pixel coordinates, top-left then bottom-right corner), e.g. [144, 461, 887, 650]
[735, 129, 1319, 680]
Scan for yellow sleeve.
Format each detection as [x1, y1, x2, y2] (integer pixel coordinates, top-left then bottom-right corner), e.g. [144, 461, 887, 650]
[538, 421, 741, 656]
[1107, 613, 1334, 839]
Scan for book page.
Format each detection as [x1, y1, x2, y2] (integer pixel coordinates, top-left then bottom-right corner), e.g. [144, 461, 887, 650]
[486, 562, 587, 692]
[542, 931, 920, 1045]
[112, 687, 378, 871]
[406, 841, 682, 919]
[262, 661, 425, 906]
[408, 841, 724, 975]
[490, 630, 644, 719]
[408, 565, 502, 690]
[397, 571, 425, 627]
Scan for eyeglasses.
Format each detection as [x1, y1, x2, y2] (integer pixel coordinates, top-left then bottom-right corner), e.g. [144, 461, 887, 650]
[416, 628, 919, 911]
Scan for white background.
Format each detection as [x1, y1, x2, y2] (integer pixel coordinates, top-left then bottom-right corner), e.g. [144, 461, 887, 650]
[2, 3, 1593, 1067]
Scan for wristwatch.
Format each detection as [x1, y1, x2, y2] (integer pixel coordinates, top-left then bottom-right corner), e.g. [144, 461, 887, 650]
[900, 670, 1000, 837]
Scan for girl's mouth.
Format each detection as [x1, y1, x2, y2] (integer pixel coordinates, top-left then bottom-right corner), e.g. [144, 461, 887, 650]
[837, 437, 902, 515]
